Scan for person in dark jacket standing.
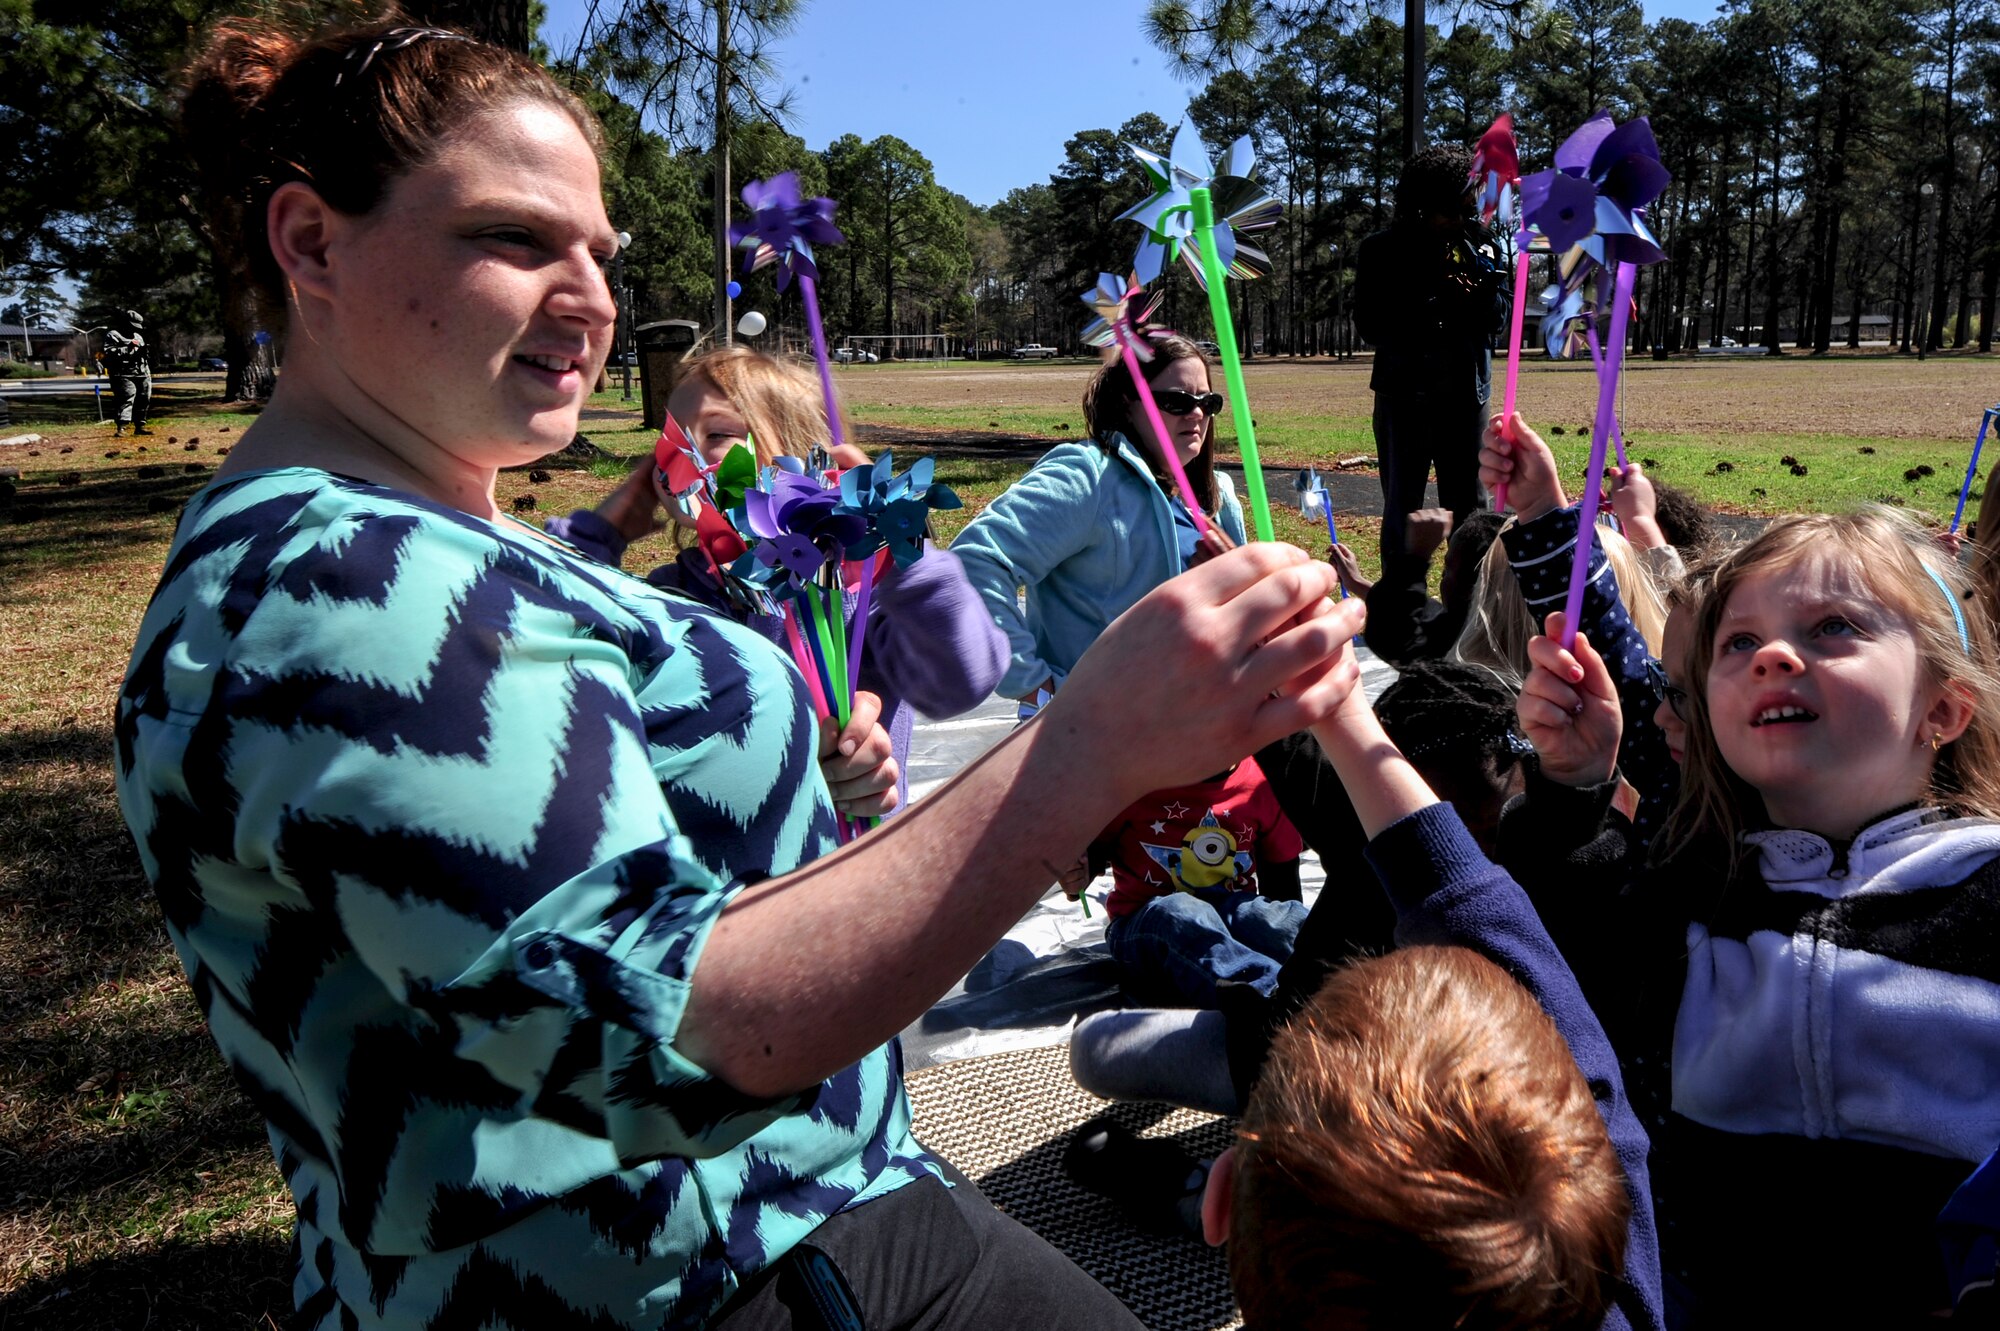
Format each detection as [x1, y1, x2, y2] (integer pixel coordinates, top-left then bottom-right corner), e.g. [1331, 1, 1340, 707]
[1354, 146, 1506, 561]
[104, 309, 153, 437]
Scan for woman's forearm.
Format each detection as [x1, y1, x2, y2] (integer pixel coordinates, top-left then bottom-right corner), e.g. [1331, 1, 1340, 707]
[680, 715, 1125, 1096]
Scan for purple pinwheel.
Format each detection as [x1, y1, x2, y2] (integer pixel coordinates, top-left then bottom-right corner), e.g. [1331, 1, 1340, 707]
[1079, 273, 1168, 361]
[729, 172, 845, 292]
[1517, 111, 1670, 270]
[731, 469, 867, 600]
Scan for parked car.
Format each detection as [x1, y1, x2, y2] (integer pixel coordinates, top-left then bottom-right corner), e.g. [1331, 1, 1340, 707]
[198, 356, 226, 371]
[834, 347, 879, 363]
[1010, 343, 1059, 360]
[1193, 339, 1221, 356]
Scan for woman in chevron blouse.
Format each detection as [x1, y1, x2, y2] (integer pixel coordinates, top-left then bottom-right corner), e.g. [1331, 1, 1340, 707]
[113, 17, 1364, 1331]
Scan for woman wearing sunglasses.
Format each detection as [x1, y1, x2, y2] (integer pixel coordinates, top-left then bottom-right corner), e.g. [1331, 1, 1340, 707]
[954, 334, 1243, 714]
[955, 338, 1313, 1006]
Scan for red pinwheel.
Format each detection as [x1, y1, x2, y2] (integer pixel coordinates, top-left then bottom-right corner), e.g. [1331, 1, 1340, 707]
[1469, 113, 1520, 228]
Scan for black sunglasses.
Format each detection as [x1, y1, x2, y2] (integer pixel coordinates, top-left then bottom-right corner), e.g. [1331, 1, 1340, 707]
[1644, 657, 1689, 722]
[1155, 389, 1225, 417]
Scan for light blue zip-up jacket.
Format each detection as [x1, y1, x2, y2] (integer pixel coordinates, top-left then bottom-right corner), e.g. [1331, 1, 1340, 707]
[950, 433, 1248, 700]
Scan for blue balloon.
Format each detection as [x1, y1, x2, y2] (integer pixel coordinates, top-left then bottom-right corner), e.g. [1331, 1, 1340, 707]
[726, 280, 742, 300]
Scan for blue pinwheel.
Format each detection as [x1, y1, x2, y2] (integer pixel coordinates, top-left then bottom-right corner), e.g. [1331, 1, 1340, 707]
[1517, 111, 1669, 272]
[837, 451, 961, 569]
[729, 172, 845, 292]
[1117, 122, 1283, 289]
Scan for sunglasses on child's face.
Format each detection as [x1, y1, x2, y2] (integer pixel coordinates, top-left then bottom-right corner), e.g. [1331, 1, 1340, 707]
[1155, 390, 1225, 417]
[1644, 657, 1689, 722]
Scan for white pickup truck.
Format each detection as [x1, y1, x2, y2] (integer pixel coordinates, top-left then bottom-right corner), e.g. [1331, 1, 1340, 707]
[1010, 343, 1060, 360]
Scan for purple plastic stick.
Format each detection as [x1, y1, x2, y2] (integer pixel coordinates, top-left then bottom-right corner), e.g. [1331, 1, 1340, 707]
[847, 555, 876, 695]
[798, 273, 845, 452]
[1952, 410, 1996, 534]
[1584, 324, 1631, 469]
[1117, 336, 1210, 535]
[1561, 261, 1637, 651]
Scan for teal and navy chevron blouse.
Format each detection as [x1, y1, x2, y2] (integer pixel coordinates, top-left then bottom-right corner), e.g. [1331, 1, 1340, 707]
[113, 468, 940, 1330]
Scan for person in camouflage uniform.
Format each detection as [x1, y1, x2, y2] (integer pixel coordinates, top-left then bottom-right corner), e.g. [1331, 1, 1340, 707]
[105, 309, 152, 437]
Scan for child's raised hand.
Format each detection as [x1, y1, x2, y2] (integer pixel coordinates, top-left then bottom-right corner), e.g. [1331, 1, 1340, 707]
[1518, 612, 1622, 788]
[1608, 463, 1667, 550]
[1479, 412, 1566, 523]
[1189, 522, 1238, 568]
[818, 690, 902, 819]
[1327, 542, 1371, 597]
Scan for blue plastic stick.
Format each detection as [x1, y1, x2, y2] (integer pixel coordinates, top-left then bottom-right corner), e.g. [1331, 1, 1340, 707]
[1319, 490, 1348, 600]
[1952, 407, 2000, 534]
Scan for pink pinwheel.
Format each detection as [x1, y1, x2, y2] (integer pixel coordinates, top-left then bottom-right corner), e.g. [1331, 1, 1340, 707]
[1079, 273, 1168, 360]
[1518, 111, 1669, 269]
[729, 172, 845, 292]
[1076, 272, 1210, 535]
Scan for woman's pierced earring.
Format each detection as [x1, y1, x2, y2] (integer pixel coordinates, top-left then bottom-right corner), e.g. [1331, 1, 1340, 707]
[1932, 733, 1945, 752]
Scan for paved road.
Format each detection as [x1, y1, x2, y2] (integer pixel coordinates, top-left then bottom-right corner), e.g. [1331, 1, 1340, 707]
[0, 373, 217, 397]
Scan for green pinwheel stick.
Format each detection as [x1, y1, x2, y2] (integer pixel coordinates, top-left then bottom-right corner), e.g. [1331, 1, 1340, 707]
[1189, 186, 1275, 543]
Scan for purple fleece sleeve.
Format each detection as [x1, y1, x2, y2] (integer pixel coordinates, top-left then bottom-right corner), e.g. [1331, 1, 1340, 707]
[545, 508, 633, 569]
[1365, 803, 1665, 1331]
[857, 545, 1009, 720]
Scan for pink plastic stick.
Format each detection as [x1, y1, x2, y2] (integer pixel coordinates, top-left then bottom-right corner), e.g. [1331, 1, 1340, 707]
[783, 605, 832, 720]
[798, 273, 846, 452]
[1494, 228, 1532, 514]
[785, 603, 853, 845]
[1561, 262, 1638, 651]
[1118, 334, 1211, 536]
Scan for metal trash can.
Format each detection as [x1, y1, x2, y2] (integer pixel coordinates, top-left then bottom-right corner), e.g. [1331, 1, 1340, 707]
[636, 319, 701, 432]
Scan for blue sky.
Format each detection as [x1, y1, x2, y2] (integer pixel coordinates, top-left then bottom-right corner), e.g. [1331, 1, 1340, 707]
[540, 0, 1725, 207]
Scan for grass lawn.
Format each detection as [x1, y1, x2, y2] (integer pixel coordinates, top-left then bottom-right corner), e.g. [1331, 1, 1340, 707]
[1, 348, 1993, 1325]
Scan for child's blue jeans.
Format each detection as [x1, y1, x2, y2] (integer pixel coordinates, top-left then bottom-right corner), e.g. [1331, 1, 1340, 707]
[1104, 889, 1309, 1009]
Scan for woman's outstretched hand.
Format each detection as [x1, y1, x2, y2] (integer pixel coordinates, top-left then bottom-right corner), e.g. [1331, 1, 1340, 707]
[1518, 612, 1622, 788]
[1050, 543, 1364, 798]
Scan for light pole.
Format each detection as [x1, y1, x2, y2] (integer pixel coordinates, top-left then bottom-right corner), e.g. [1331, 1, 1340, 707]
[1328, 243, 1344, 360]
[614, 230, 634, 400]
[1916, 182, 1937, 361]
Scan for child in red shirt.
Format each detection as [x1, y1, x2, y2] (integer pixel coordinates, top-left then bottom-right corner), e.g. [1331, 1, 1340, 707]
[1088, 757, 1307, 1008]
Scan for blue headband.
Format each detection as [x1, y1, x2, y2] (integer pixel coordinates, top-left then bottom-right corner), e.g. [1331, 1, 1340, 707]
[1921, 560, 1972, 655]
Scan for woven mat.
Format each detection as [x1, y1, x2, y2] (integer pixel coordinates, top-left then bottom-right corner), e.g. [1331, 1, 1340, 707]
[905, 1043, 1242, 1331]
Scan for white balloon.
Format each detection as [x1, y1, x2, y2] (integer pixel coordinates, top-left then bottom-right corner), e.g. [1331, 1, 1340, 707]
[736, 311, 768, 337]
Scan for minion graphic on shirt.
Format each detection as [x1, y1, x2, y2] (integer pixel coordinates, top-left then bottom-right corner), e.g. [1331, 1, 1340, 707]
[1141, 808, 1253, 893]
